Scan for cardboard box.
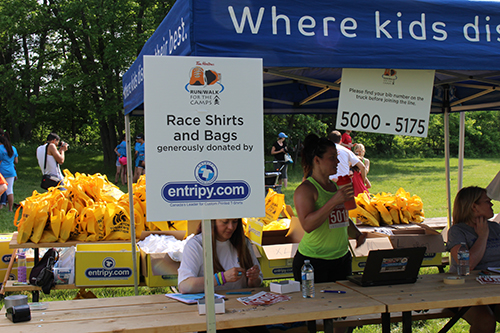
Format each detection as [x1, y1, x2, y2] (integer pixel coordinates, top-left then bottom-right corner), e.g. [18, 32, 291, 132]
[253, 216, 304, 279]
[197, 297, 225, 315]
[0, 266, 34, 282]
[139, 230, 186, 287]
[0, 234, 15, 269]
[350, 223, 445, 272]
[270, 280, 300, 294]
[246, 205, 295, 246]
[1, 234, 35, 270]
[75, 243, 139, 287]
[144, 220, 201, 238]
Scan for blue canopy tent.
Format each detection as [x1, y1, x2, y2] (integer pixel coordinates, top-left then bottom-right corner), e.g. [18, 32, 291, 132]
[124, 0, 500, 116]
[122, 0, 500, 325]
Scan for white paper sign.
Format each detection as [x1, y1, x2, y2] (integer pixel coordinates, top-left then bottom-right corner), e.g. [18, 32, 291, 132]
[144, 56, 265, 221]
[336, 68, 435, 137]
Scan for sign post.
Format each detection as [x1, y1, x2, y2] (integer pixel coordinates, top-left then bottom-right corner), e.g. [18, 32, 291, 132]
[144, 56, 265, 331]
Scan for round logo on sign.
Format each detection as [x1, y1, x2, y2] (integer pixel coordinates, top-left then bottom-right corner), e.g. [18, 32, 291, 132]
[194, 161, 218, 185]
[103, 257, 116, 270]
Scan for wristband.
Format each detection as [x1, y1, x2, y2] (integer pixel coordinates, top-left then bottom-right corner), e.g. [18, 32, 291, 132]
[221, 272, 226, 284]
[214, 273, 220, 286]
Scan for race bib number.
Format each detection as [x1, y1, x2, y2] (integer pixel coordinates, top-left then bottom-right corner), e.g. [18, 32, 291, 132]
[329, 205, 349, 229]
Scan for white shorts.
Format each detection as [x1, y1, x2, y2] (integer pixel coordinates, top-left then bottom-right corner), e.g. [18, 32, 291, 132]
[5, 177, 14, 195]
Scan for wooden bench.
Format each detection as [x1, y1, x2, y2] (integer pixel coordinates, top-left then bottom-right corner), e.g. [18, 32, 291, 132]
[268, 308, 455, 332]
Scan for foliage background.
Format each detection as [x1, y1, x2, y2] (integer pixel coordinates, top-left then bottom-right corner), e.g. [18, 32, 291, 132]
[0, 0, 171, 165]
[0, 0, 499, 165]
[264, 111, 500, 161]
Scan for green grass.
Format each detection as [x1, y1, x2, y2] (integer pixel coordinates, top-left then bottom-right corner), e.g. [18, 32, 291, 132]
[1, 148, 499, 332]
[0, 144, 129, 233]
[282, 157, 500, 219]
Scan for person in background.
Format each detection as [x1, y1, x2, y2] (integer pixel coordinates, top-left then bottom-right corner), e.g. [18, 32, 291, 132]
[0, 135, 18, 211]
[271, 132, 289, 188]
[293, 134, 365, 291]
[340, 130, 353, 149]
[114, 134, 127, 185]
[0, 173, 7, 197]
[446, 186, 500, 333]
[133, 133, 145, 183]
[353, 143, 370, 174]
[351, 143, 371, 196]
[178, 218, 268, 333]
[36, 133, 68, 185]
[0, 128, 8, 206]
[328, 131, 367, 186]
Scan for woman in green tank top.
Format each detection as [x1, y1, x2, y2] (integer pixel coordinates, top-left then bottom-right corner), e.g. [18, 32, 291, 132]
[293, 134, 365, 284]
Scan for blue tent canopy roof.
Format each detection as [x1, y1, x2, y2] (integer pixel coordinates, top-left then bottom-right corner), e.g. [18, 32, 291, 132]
[123, 0, 500, 115]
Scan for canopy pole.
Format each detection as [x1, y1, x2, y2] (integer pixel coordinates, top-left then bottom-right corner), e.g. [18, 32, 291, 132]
[202, 219, 216, 332]
[443, 86, 452, 228]
[125, 113, 139, 296]
[458, 112, 465, 190]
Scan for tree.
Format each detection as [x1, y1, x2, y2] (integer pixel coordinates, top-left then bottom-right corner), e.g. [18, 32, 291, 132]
[0, 0, 175, 166]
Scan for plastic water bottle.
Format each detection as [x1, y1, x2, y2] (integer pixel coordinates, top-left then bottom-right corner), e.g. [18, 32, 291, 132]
[17, 252, 27, 283]
[457, 242, 470, 276]
[301, 260, 315, 298]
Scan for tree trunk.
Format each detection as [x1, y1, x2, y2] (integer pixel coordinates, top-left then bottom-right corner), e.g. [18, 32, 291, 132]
[99, 118, 118, 167]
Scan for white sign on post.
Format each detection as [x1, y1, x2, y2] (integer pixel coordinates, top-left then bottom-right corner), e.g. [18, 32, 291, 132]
[144, 56, 265, 221]
[336, 68, 435, 138]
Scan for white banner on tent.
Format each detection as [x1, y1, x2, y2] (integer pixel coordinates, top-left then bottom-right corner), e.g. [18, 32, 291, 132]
[144, 56, 265, 221]
[336, 68, 435, 138]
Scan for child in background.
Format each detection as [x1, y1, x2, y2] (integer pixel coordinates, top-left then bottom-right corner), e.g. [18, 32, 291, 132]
[134, 134, 145, 183]
[114, 134, 127, 185]
[352, 143, 371, 196]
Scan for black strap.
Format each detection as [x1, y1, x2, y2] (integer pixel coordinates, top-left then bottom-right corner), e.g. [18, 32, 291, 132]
[43, 144, 48, 173]
[43, 143, 58, 175]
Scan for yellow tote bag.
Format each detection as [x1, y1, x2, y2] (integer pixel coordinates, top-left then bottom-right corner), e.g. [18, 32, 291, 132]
[39, 208, 63, 243]
[86, 204, 106, 242]
[262, 189, 286, 223]
[104, 202, 131, 240]
[30, 200, 50, 244]
[132, 200, 145, 236]
[15, 201, 36, 244]
[59, 208, 78, 242]
[94, 203, 107, 241]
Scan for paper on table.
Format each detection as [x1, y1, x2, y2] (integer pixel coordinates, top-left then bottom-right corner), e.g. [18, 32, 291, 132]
[476, 275, 500, 285]
[487, 267, 500, 274]
[237, 291, 291, 306]
[165, 293, 225, 304]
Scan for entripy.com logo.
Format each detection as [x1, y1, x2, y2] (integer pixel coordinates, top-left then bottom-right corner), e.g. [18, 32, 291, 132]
[161, 161, 250, 203]
[84, 257, 132, 281]
[2, 254, 12, 265]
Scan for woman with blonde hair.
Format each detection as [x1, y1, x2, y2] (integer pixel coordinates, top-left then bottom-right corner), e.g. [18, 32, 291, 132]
[446, 186, 500, 332]
[351, 143, 371, 196]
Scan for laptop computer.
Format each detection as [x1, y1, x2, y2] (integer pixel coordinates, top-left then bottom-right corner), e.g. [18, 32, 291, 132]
[347, 247, 426, 287]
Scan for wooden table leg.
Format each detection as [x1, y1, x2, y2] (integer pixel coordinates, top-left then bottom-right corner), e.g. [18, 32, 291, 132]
[32, 248, 40, 303]
[306, 320, 317, 333]
[438, 306, 470, 333]
[382, 312, 391, 333]
[402, 311, 412, 333]
[323, 318, 333, 333]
